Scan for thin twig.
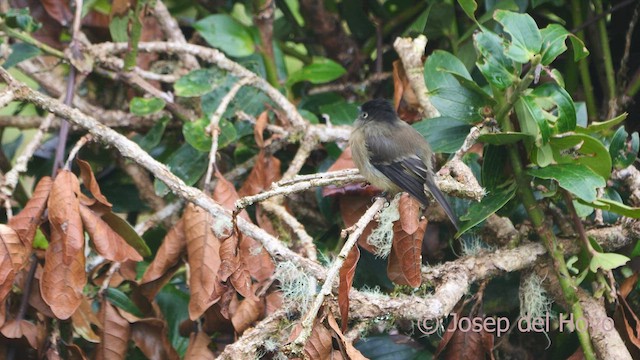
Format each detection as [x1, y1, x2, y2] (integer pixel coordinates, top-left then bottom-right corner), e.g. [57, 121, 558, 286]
[287, 197, 386, 354]
[204, 77, 253, 190]
[64, 134, 92, 169]
[261, 199, 317, 261]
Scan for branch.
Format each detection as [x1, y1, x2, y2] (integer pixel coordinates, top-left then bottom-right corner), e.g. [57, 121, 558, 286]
[261, 200, 317, 261]
[287, 197, 386, 355]
[88, 41, 307, 131]
[393, 35, 439, 118]
[152, 0, 199, 70]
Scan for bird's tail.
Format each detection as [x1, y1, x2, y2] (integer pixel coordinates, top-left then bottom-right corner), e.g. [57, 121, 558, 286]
[425, 177, 459, 231]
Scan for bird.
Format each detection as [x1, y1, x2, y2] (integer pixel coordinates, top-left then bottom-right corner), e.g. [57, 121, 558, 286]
[349, 99, 459, 230]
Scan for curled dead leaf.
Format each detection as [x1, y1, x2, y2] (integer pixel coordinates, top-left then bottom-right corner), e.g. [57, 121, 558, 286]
[8, 176, 52, 247]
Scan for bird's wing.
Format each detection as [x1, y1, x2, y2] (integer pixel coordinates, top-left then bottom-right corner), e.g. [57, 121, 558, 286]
[367, 132, 460, 230]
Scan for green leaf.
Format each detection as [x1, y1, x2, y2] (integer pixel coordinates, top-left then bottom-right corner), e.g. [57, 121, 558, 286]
[106, 288, 144, 317]
[457, 0, 478, 21]
[318, 101, 358, 126]
[609, 126, 639, 169]
[474, 30, 518, 89]
[154, 144, 208, 196]
[129, 97, 166, 116]
[515, 94, 551, 145]
[528, 164, 606, 202]
[481, 145, 510, 192]
[412, 117, 471, 153]
[157, 286, 190, 356]
[540, 24, 571, 65]
[531, 83, 576, 133]
[5, 9, 41, 32]
[577, 113, 627, 134]
[174, 68, 226, 97]
[287, 57, 346, 85]
[568, 34, 590, 62]
[534, 142, 553, 167]
[493, 10, 542, 63]
[194, 14, 255, 57]
[183, 118, 237, 152]
[631, 239, 640, 258]
[579, 198, 640, 219]
[589, 252, 630, 272]
[3, 43, 41, 68]
[550, 133, 612, 180]
[424, 51, 490, 123]
[478, 132, 531, 145]
[109, 15, 129, 42]
[101, 211, 151, 257]
[457, 181, 517, 236]
[136, 117, 169, 151]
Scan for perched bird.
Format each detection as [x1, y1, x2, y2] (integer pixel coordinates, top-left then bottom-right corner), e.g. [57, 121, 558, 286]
[349, 99, 459, 230]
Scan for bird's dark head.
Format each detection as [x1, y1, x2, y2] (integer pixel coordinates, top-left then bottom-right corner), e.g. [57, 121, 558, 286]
[358, 99, 397, 123]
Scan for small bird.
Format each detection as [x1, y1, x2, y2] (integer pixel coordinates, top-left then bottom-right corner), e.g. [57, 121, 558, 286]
[349, 99, 459, 230]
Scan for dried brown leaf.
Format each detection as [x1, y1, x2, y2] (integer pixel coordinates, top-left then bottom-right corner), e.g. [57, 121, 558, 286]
[130, 318, 180, 360]
[238, 151, 281, 197]
[184, 203, 222, 320]
[230, 264, 256, 301]
[387, 218, 427, 287]
[326, 312, 368, 360]
[139, 219, 185, 299]
[79, 205, 142, 262]
[47, 170, 84, 260]
[8, 176, 52, 247]
[442, 327, 485, 360]
[71, 297, 101, 343]
[96, 301, 130, 360]
[305, 321, 333, 360]
[265, 291, 283, 315]
[0, 319, 41, 349]
[231, 297, 264, 335]
[27, 264, 55, 318]
[398, 193, 420, 234]
[41, 0, 73, 25]
[338, 246, 360, 332]
[77, 159, 112, 214]
[254, 110, 269, 148]
[339, 195, 378, 254]
[392, 60, 422, 123]
[239, 234, 275, 283]
[184, 331, 215, 360]
[213, 170, 250, 220]
[218, 234, 240, 282]
[41, 227, 86, 320]
[0, 225, 27, 304]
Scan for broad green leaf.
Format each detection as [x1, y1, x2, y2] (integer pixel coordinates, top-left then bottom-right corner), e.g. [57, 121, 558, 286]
[609, 126, 639, 169]
[183, 118, 237, 152]
[412, 117, 471, 153]
[528, 164, 605, 202]
[5, 9, 41, 32]
[194, 14, 255, 57]
[403, 5, 431, 36]
[287, 57, 346, 85]
[589, 252, 630, 272]
[457, 181, 517, 236]
[534, 142, 553, 167]
[174, 68, 225, 97]
[424, 51, 489, 123]
[515, 94, 550, 145]
[3, 43, 41, 68]
[106, 288, 144, 317]
[481, 145, 510, 192]
[568, 35, 590, 61]
[474, 30, 518, 89]
[157, 286, 190, 356]
[318, 101, 358, 125]
[531, 83, 576, 133]
[154, 144, 208, 196]
[577, 113, 627, 134]
[550, 133, 612, 180]
[539, 23, 588, 64]
[129, 97, 165, 116]
[458, 0, 478, 21]
[578, 197, 640, 219]
[102, 211, 151, 257]
[356, 335, 428, 359]
[631, 239, 640, 258]
[136, 117, 169, 151]
[478, 132, 531, 145]
[493, 10, 542, 63]
[109, 15, 129, 42]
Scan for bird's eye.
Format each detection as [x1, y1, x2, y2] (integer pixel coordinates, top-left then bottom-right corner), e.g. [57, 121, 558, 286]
[361, 112, 368, 119]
